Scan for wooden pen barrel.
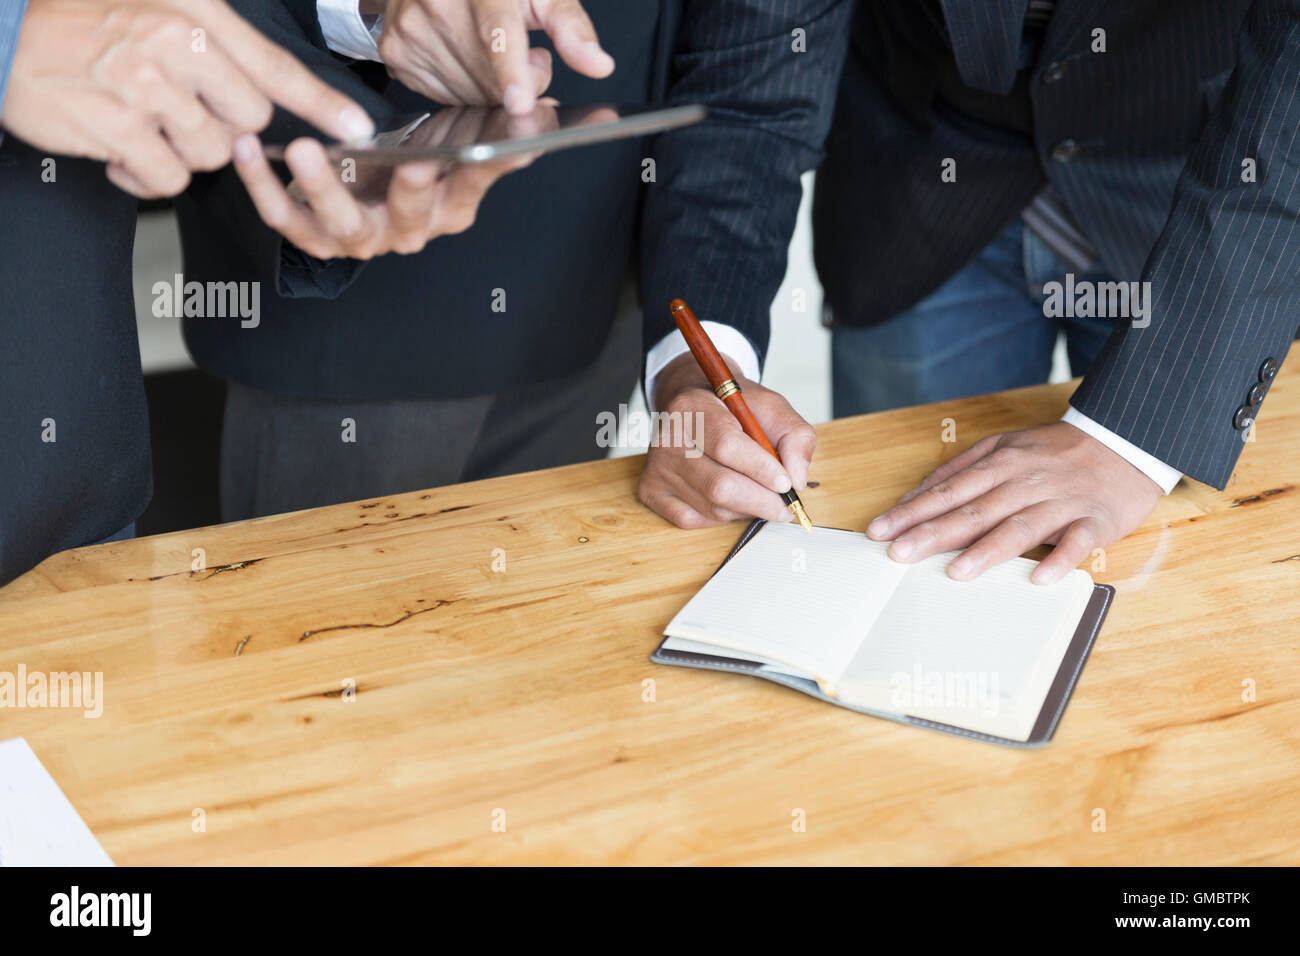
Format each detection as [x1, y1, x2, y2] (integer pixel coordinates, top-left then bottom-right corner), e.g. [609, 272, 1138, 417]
[670, 298, 781, 463]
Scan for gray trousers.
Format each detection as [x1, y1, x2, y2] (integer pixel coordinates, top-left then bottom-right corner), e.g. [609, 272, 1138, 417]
[219, 302, 641, 521]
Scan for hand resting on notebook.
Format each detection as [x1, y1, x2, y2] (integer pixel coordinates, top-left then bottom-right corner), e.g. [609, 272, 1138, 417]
[867, 422, 1162, 586]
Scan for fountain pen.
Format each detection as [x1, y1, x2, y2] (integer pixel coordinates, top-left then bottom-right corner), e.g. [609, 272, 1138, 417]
[669, 298, 814, 533]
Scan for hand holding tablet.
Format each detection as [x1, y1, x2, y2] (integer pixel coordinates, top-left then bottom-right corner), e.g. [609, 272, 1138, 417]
[261, 104, 705, 166]
[239, 103, 703, 260]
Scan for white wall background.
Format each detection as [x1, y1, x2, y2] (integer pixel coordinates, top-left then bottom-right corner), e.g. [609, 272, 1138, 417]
[607, 171, 832, 457]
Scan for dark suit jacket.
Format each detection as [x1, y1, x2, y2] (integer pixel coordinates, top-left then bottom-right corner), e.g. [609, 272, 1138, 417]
[0, 142, 151, 586]
[813, 0, 1300, 489]
[177, 0, 852, 401]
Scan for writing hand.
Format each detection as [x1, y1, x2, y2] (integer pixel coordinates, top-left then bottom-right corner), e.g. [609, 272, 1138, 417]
[637, 352, 817, 528]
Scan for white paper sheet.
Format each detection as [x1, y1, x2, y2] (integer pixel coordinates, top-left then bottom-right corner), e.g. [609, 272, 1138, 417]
[0, 737, 113, 866]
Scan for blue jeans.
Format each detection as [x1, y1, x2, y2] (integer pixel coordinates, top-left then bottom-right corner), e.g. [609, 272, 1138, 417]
[831, 221, 1117, 417]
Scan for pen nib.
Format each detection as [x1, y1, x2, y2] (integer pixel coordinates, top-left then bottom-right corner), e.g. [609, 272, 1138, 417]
[789, 499, 814, 534]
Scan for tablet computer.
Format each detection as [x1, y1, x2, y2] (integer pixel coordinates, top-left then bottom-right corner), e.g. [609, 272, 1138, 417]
[263, 103, 706, 165]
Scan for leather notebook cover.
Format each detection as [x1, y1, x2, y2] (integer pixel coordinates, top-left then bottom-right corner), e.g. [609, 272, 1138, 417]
[651, 519, 1115, 748]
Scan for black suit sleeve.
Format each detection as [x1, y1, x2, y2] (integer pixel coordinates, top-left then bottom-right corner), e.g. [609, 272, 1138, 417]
[1070, 0, 1300, 489]
[638, 0, 853, 371]
[275, 0, 330, 48]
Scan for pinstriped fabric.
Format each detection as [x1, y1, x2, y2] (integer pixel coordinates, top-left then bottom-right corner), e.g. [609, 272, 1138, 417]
[0, 0, 29, 148]
[815, 0, 1293, 490]
[1030, 1, 1246, 284]
[940, 0, 1028, 95]
[813, 0, 1045, 337]
[639, 0, 854, 365]
[1070, 0, 1300, 487]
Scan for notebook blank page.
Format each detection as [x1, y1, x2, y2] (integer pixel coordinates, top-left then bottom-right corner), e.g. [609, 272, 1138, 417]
[838, 552, 1094, 737]
[664, 523, 909, 681]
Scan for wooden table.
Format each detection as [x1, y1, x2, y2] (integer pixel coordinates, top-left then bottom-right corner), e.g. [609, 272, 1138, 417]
[3, 350, 1298, 865]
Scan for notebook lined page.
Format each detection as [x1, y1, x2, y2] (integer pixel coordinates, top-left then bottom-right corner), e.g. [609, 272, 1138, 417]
[665, 523, 909, 681]
[837, 552, 1094, 738]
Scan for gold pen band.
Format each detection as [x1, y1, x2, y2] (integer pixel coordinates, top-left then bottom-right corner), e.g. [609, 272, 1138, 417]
[714, 379, 741, 401]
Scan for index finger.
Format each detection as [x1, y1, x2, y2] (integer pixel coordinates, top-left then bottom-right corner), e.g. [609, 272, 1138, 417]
[473, 0, 535, 114]
[196, 0, 374, 143]
[896, 434, 1000, 505]
[529, 0, 615, 78]
[775, 422, 817, 491]
[231, 135, 335, 256]
[867, 458, 1004, 541]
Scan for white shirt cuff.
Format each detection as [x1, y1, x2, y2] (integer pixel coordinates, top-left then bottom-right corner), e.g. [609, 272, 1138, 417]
[644, 325, 762, 414]
[317, 0, 383, 62]
[1062, 406, 1182, 494]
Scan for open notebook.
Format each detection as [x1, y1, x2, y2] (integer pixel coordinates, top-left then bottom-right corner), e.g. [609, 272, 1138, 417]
[653, 520, 1114, 747]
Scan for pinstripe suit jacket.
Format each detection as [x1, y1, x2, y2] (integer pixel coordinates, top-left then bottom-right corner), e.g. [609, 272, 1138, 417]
[813, 0, 1300, 489]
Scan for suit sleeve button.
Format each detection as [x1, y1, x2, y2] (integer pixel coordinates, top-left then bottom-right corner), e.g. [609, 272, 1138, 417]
[1260, 357, 1279, 381]
[1234, 405, 1255, 430]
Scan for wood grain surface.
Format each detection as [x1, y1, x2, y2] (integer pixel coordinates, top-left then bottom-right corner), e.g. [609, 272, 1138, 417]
[1, 348, 1297, 865]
